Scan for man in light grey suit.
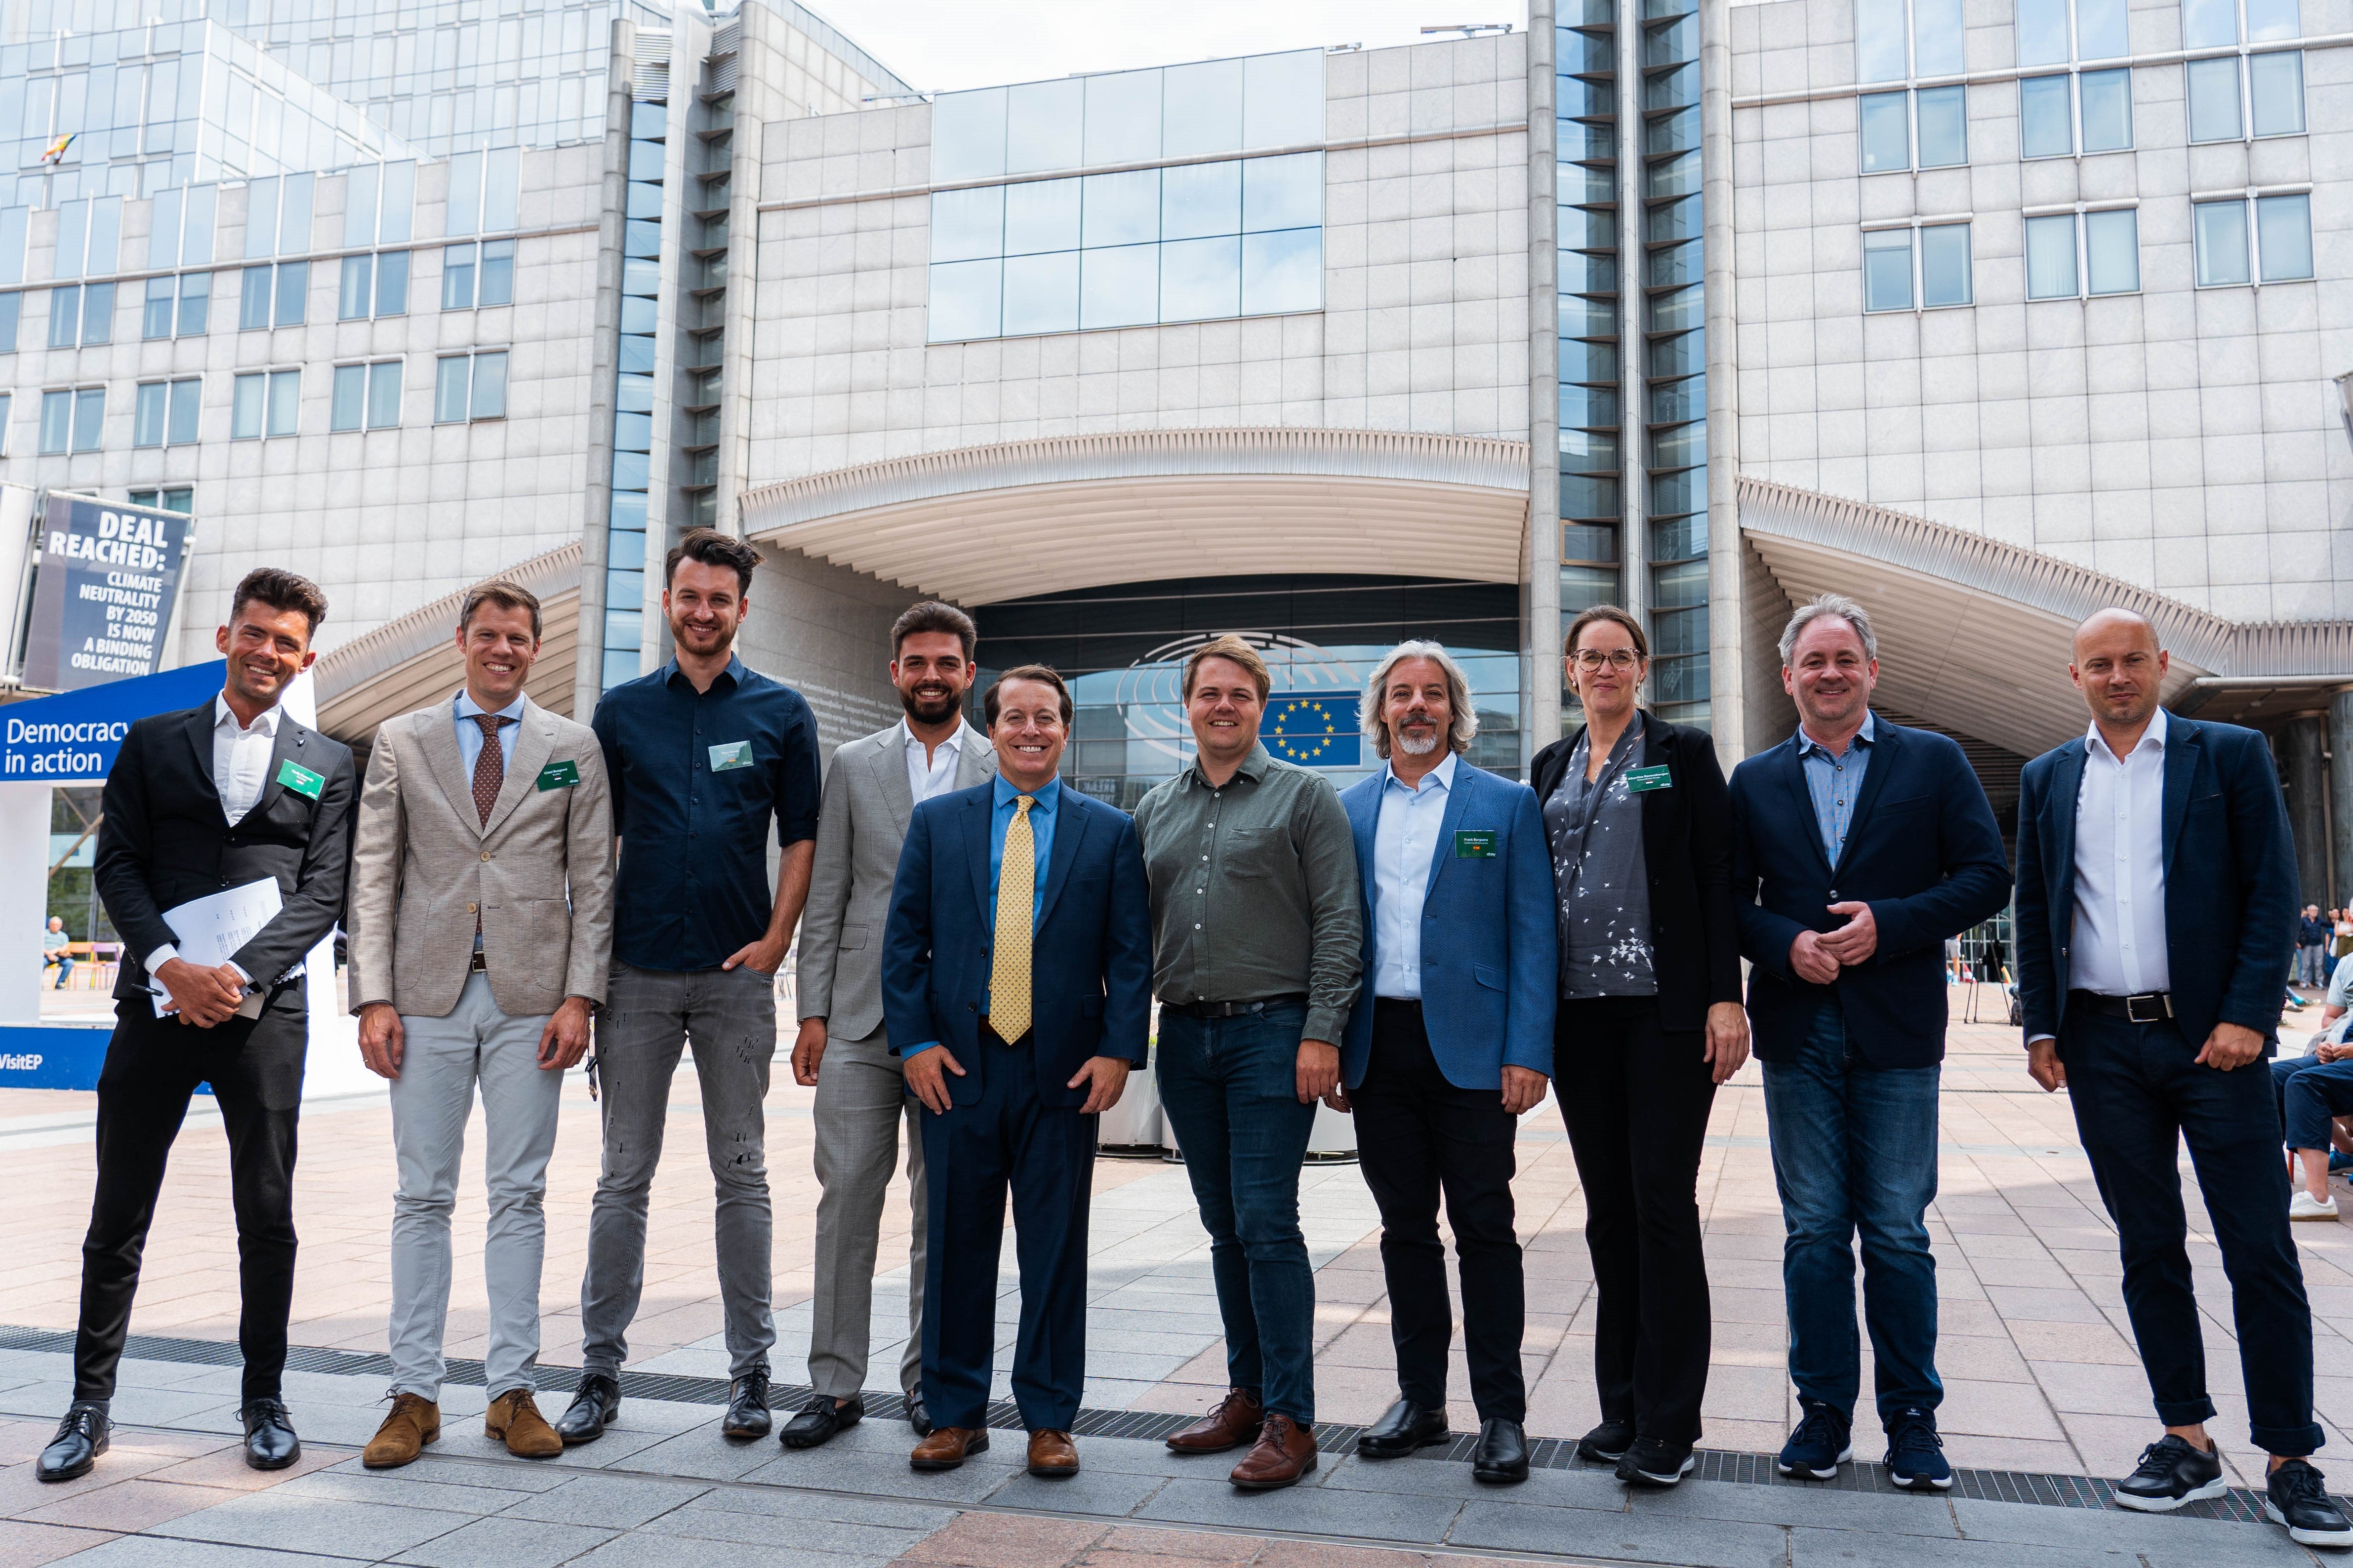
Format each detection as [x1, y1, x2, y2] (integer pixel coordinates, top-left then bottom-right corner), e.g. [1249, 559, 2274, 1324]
[347, 579, 614, 1470]
[784, 602, 993, 1448]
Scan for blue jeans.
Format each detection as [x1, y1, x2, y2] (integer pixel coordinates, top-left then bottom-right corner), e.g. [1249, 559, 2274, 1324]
[1156, 1003, 1319, 1423]
[1761, 1000, 1943, 1423]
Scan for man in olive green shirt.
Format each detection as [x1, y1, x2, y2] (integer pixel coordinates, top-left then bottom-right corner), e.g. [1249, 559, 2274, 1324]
[1132, 636, 1362, 1492]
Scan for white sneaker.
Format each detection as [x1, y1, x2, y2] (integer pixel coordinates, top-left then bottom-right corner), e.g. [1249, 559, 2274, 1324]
[2290, 1190, 2339, 1221]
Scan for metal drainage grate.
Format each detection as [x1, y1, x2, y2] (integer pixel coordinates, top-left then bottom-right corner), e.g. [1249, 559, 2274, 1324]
[0, 1326, 2289, 1524]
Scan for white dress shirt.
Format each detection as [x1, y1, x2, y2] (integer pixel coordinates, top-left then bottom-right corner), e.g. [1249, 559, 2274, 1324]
[900, 716, 969, 805]
[1371, 751, 1457, 1000]
[149, 695, 284, 980]
[2069, 704, 2172, 1000]
[454, 688, 526, 775]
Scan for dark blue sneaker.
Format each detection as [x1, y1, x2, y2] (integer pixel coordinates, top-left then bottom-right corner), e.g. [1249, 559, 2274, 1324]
[1883, 1407, 1952, 1491]
[1775, 1401, 1852, 1480]
[2330, 1151, 2353, 1174]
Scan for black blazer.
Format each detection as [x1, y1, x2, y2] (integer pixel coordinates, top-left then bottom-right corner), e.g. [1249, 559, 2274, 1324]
[1728, 715, 2011, 1068]
[94, 700, 358, 1005]
[2014, 712, 2295, 1051]
[1531, 713, 1742, 1034]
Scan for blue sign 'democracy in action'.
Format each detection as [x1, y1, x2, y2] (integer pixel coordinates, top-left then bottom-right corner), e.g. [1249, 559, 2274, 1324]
[1263, 692, 1361, 767]
[0, 659, 226, 783]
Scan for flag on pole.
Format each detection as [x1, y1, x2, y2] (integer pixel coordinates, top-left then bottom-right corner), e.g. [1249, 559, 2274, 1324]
[1263, 693, 1362, 767]
[40, 133, 75, 164]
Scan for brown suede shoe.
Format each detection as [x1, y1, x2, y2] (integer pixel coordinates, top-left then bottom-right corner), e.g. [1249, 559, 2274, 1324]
[1027, 1429, 1080, 1477]
[1229, 1412, 1318, 1491]
[485, 1389, 563, 1459]
[911, 1426, 990, 1470]
[1166, 1388, 1264, 1454]
[362, 1394, 440, 1470]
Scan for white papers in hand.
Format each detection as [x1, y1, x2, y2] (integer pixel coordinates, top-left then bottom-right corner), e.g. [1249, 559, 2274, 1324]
[150, 877, 284, 1018]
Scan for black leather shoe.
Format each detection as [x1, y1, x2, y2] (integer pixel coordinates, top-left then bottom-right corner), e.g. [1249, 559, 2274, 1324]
[2267, 1459, 2353, 1547]
[36, 1402, 109, 1483]
[2114, 1435, 2226, 1512]
[1356, 1400, 1448, 1459]
[780, 1395, 863, 1449]
[722, 1371, 773, 1441]
[906, 1391, 933, 1437]
[241, 1398, 301, 1470]
[1471, 1417, 1529, 1484]
[556, 1374, 621, 1445]
[1616, 1436, 1696, 1487]
[1576, 1419, 1634, 1464]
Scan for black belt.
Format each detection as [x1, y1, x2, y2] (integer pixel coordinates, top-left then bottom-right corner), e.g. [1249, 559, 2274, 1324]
[2070, 989, 2172, 1024]
[469, 949, 488, 973]
[1163, 994, 1307, 1019]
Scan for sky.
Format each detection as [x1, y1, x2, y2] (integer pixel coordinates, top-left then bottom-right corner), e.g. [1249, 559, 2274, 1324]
[801, 0, 1531, 94]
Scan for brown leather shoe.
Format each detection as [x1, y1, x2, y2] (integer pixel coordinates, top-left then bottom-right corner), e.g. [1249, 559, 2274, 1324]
[362, 1394, 440, 1469]
[1166, 1388, 1263, 1454]
[1027, 1429, 1080, 1476]
[911, 1426, 990, 1470]
[485, 1389, 563, 1459]
[1230, 1412, 1318, 1491]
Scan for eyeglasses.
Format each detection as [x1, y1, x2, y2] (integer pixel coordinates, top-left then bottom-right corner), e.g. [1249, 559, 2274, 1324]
[1571, 649, 1644, 671]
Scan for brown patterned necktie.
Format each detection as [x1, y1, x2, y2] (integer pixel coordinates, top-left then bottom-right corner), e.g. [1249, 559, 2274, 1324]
[471, 713, 507, 827]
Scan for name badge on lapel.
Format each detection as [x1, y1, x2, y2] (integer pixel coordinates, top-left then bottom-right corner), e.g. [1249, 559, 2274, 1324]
[708, 740, 755, 772]
[1454, 829, 1497, 858]
[276, 759, 324, 800]
[537, 760, 581, 791]
[1626, 764, 1673, 793]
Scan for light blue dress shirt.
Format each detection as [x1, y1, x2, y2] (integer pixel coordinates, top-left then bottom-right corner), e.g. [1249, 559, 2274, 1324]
[454, 689, 526, 774]
[1371, 751, 1457, 999]
[1795, 710, 1875, 866]
[987, 772, 1060, 935]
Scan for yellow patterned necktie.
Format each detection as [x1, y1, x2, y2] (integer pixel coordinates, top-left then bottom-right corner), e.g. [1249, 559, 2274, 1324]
[989, 794, 1036, 1041]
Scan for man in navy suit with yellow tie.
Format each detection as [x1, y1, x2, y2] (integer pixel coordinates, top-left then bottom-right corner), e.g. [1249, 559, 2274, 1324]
[882, 664, 1151, 1479]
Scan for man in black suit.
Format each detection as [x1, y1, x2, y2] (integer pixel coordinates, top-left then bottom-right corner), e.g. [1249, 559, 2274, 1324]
[37, 568, 357, 1484]
[2017, 608, 2348, 1548]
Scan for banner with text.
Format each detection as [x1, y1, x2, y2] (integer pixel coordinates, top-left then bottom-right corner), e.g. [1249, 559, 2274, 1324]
[20, 493, 194, 692]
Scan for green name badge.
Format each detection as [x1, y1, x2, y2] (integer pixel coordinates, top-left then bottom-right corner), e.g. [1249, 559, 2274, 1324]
[1454, 829, 1498, 858]
[708, 740, 755, 772]
[1626, 764, 1674, 793]
[537, 759, 580, 791]
[275, 759, 324, 800]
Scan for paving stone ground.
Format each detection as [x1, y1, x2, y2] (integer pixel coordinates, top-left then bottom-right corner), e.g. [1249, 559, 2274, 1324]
[0, 980, 2348, 1565]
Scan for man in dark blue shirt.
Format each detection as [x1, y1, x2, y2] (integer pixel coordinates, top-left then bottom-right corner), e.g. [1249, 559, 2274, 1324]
[558, 529, 821, 1448]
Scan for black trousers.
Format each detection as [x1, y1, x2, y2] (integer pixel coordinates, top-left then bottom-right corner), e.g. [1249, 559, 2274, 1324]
[1557, 995, 1717, 1446]
[2059, 1008, 2321, 1455]
[1351, 998, 1525, 1421]
[74, 991, 307, 1404]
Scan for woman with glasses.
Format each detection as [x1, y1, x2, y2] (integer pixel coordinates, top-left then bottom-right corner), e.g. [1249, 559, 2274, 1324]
[1531, 605, 1747, 1488]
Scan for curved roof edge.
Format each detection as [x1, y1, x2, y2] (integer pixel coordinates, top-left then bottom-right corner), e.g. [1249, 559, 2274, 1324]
[316, 543, 584, 705]
[740, 428, 1535, 532]
[1736, 476, 2353, 678]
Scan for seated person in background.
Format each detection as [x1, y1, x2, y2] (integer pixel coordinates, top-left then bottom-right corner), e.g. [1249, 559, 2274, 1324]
[2281, 1007, 2353, 1220]
[42, 918, 72, 989]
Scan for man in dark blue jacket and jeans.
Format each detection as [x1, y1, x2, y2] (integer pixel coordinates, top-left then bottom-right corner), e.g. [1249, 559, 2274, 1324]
[2017, 608, 2347, 1549]
[1729, 593, 2009, 1493]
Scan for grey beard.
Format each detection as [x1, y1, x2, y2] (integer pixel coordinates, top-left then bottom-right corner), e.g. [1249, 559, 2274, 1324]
[1395, 728, 1440, 756]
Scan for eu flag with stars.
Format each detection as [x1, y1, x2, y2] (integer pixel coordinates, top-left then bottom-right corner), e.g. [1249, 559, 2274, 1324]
[1263, 693, 1361, 767]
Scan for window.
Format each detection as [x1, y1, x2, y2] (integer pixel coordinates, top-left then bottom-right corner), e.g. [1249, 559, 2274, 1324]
[927, 151, 1321, 342]
[1860, 87, 1969, 172]
[2020, 75, 2073, 156]
[1862, 222, 1971, 309]
[331, 361, 403, 430]
[434, 351, 508, 422]
[442, 244, 477, 310]
[479, 239, 514, 306]
[1855, 0, 1961, 80]
[2188, 57, 2241, 140]
[2019, 0, 2128, 63]
[48, 285, 80, 349]
[0, 393, 8, 452]
[239, 266, 273, 330]
[2078, 69, 2132, 150]
[273, 262, 307, 328]
[133, 381, 167, 447]
[239, 263, 304, 328]
[2183, 0, 2306, 140]
[232, 370, 300, 438]
[339, 254, 372, 320]
[81, 282, 114, 346]
[40, 387, 105, 453]
[167, 377, 201, 445]
[2015, 0, 2139, 156]
[177, 273, 209, 336]
[376, 251, 410, 315]
[143, 276, 176, 339]
[2257, 192, 2313, 280]
[136, 378, 202, 447]
[2193, 193, 2312, 284]
[2027, 208, 2141, 297]
[2194, 199, 2250, 284]
[128, 487, 193, 514]
[0, 293, 16, 353]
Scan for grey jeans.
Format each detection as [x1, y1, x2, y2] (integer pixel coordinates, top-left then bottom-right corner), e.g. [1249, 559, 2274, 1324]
[580, 959, 777, 1380]
[388, 971, 563, 1401]
[806, 1025, 927, 1400]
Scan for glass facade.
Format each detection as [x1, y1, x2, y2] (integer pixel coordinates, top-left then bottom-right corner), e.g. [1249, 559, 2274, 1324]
[678, 52, 731, 529]
[1642, 0, 1706, 728]
[602, 91, 666, 691]
[1557, 0, 1623, 662]
[972, 576, 1522, 809]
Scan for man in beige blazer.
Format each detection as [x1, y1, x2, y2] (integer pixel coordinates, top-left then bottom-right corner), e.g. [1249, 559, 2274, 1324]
[783, 602, 993, 1448]
[347, 579, 614, 1469]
